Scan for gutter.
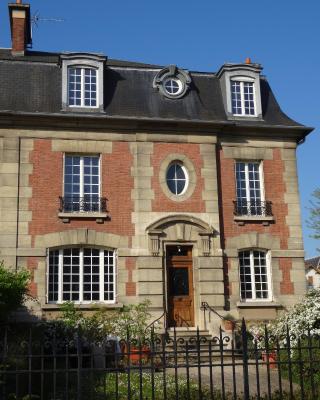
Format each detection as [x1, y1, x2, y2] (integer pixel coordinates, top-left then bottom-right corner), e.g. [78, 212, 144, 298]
[0, 110, 314, 140]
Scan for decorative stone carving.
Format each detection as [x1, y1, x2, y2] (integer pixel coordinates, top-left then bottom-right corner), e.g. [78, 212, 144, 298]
[148, 229, 163, 256]
[147, 215, 217, 257]
[199, 232, 212, 256]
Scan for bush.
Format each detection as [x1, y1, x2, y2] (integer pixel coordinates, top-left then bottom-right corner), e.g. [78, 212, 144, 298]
[0, 261, 30, 321]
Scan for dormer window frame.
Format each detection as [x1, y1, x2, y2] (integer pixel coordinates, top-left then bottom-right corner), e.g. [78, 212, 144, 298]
[230, 76, 256, 117]
[217, 63, 263, 120]
[61, 53, 105, 112]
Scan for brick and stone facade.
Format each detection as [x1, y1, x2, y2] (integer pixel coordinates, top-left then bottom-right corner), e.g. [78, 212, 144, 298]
[0, 1, 313, 332]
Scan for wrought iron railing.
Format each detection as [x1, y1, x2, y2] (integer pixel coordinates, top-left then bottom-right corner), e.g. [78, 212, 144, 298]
[1, 321, 320, 399]
[59, 196, 108, 213]
[145, 310, 167, 332]
[201, 301, 238, 330]
[174, 313, 190, 328]
[233, 200, 273, 217]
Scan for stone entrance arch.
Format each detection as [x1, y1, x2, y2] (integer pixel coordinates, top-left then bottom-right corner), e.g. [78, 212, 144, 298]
[146, 214, 216, 257]
[145, 215, 221, 328]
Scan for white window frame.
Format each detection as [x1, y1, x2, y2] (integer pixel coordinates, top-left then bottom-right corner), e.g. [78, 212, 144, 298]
[61, 53, 105, 111]
[47, 247, 117, 304]
[68, 67, 98, 108]
[235, 161, 265, 216]
[63, 154, 101, 212]
[230, 76, 256, 117]
[239, 249, 272, 302]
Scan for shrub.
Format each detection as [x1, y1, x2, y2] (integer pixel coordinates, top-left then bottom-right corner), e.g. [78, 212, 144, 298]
[0, 261, 30, 321]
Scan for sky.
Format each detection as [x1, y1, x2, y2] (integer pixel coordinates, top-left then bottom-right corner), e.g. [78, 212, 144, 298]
[1, 0, 319, 257]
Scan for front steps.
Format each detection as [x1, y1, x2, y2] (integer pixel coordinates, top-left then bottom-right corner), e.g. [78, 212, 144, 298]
[163, 328, 231, 364]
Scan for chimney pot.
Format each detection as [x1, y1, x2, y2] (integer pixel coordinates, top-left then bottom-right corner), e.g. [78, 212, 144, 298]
[245, 57, 252, 64]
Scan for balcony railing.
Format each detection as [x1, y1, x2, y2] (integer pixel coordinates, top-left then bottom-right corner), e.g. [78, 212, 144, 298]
[59, 196, 108, 213]
[233, 200, 272, 217]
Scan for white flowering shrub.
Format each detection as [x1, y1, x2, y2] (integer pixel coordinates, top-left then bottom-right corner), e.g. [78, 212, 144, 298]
[250, 289, 320, 348]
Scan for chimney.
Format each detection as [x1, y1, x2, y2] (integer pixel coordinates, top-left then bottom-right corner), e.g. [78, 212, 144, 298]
[8, 1, 32, 56]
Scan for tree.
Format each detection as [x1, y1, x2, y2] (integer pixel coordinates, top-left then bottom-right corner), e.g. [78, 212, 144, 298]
[307, 188, 320, 249]
[0, 261, 30, 321]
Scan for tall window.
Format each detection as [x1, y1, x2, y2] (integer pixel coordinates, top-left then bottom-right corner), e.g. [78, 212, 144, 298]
[68, 67, 97, 107]
[239, 250, 271, 301]
[231, 80, 255, 116]
[63, 155, 100, 212]
[48, 248, 116, 303]
[235, 161, 263, 216]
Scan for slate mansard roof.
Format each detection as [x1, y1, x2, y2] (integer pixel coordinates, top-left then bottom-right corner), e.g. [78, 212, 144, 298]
[0, 48, 313, 137]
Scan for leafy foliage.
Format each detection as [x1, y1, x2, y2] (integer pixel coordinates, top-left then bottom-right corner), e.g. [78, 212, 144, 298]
[57, 299, 152, 341]
[307, 188, 320, 247]
[0, 261, 30, 321]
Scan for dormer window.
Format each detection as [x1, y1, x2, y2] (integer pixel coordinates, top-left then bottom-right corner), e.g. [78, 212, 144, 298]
[68, 67, 98, 108]
[61, 53, 105, 112]
[217, 62, 263, 120]
[231, 79, 255, 116]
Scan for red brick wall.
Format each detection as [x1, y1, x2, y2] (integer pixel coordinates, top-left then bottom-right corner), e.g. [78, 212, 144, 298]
[279, 258, 294, 294]
[151, 143, 205, 212]
[125, 258, 136, 296]
[12, 17, 26, 53]
[28, 140, 135, 244]
[218, 147, 291, 295]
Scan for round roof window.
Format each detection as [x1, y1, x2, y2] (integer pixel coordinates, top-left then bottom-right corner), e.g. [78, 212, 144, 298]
[163, 78, 183, 97]
[166, 162, 188, 195]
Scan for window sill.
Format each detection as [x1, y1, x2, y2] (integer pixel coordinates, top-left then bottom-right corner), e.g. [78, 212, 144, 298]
[234, 215, 274, 226]
[236, 302, 282, 309]
[42, 303, 123, 311]
[58, 212, 109, 224]
[227, 115, 264, 122]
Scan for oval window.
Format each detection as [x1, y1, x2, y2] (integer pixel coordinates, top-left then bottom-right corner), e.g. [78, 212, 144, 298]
[166, 163, 188, 195]
[164, 78, 183, 96]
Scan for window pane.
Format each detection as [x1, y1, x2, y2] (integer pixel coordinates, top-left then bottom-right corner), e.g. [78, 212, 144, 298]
[231, 81, 242, 114]
[235, 162, 262, 215]
[104, 250, 115, 301]
[83, 248, 100, 301]
[166, 163, 187, 195]
[48, 250, 59, 301]
[62, 248, 80, 301]
[239, 250, 269, 300]
[239, 250, 252, 300]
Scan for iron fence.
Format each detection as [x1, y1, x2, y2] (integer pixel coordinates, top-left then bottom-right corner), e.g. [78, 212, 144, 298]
[0, 320, 319, 399]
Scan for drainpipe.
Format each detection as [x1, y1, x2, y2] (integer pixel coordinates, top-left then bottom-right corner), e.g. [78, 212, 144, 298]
[15, 136, 21, 271]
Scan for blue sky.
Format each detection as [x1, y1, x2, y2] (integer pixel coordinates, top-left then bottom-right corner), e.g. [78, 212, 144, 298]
[1, 0, 319, 257]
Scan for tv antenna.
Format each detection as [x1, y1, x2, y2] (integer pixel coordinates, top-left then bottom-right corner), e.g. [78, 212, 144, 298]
[31, 11, 64, 38]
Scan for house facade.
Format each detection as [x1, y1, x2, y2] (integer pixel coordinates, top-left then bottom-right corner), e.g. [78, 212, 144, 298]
[305, 256, 320, 291]
[0, 1, 313, 330]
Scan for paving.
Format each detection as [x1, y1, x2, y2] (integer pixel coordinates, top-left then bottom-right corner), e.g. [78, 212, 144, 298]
[169, 361, 299, 396]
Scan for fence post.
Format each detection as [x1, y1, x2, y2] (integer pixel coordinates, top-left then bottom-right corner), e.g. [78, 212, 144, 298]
[77, 327, 82, 400]
[241, 318, 250, 400]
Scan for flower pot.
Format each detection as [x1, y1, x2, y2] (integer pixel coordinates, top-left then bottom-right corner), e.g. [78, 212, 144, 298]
[262, 351, 277, 369]
[122, 344, 150, 365]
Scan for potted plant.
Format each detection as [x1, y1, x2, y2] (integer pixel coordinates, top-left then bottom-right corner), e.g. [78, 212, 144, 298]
[111, 301, 153, 364]
[261, 350, 277, 368]
[222, 314, 236, 331]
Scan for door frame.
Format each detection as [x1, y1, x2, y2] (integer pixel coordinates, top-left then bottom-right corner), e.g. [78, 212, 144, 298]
[164, 243, 195, 328]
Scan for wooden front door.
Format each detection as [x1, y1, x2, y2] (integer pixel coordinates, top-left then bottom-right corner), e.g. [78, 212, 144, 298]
[167, 246, 194, 327]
